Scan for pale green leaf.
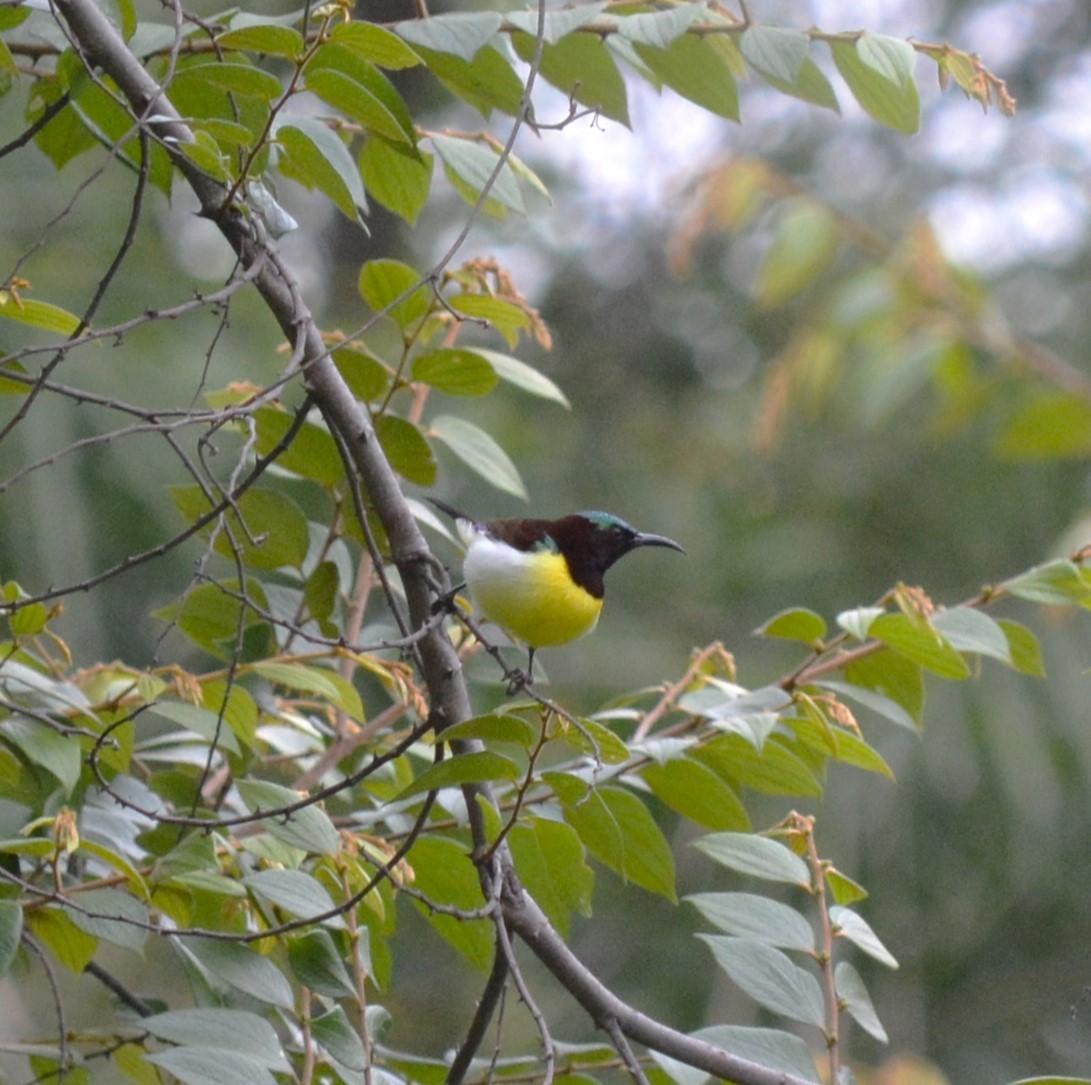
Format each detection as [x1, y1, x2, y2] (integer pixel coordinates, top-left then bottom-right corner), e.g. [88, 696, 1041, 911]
[930, 607, 1012, 667]
[3, 716, 82, 793]
[470, 349, 569, 406]
[331, 21, 422, 69]
[1004, 559, 1091, 606]
[691, 831, 810, 887]
[633, 34, 739, 121]
[244, 868, 342, 927]
[640, 757, 750, 830]
[835, 961, 888, 1042]
[740, 26, 809, 83]
[251, 660, 364, 721]
[694, 1025, 819, 1084]
[836, 605, 885, 639]
[393, 12, 502, 62]
[147, 1048, 278, 1085]
[997, 619, 1046, 677]
[507, 817, 593, 938]
[312, 1006, 367, 1072]
[181, 937, 295, 1008]
[615, 3, 706, 48]
[144, 1010, 289, 1069]
[414, 43, 524, 117]
[67, 888, 148, 954]
[755, 200, 840, 307]
[288, 930, 356, 998]
[687, 891, 815, 953]
[430, 132, 525, 214]
[698, 935, 826, 1028]
[0, 900, 23, 978]
[430, 414, 527, 498]
[236, 779, 342, 856]
[505, 4, 606, 45]
[869, 613, 969, 679]
[830, 905, 898, 968]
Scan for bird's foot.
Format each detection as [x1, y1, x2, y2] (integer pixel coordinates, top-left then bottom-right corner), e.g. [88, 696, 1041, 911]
[505, 667, 533, 696]
[430, 581, 466, 617]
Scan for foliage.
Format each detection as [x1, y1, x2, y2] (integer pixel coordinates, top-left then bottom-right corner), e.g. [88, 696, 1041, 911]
[0, 3, 1082, 1085]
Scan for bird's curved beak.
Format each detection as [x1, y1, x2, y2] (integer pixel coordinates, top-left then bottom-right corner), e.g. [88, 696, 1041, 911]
[633, 531, 686, 554]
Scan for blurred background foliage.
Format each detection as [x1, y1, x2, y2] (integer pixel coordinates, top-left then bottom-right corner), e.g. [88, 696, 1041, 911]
[3, 0, 1091, 1082]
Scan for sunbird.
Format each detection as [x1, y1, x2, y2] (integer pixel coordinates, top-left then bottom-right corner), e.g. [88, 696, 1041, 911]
[429, 498, 685, 677]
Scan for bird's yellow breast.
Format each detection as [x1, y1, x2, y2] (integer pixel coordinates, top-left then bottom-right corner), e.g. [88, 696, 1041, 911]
[462, 535, 602, 647]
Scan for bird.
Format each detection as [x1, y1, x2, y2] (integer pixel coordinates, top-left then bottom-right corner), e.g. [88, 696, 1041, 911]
[428, 497, 685, 679]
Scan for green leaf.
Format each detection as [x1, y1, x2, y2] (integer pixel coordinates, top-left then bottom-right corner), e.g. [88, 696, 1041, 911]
[830, 36, 920, 134]
[2, 716, 82, 793]
[305, 67, 413, 144]
[146, 1048, 279, 1085]
[633, 34, 740, 122]
[698, 935, 826, 1028]
[755, 200, 840, 307]
[358, 258, 431, 330]
[170, 61, 283, 101]
[153, 579, 266, 658]
[694, 733, 823, 796]
[251, 660, 364, 721]
[181, 937, 295, 1008]
[146, 700, 240, 755]
[273, 115, 368, 221]
[825, 866, 869, 906]
[26, 907, 97, 972]
[170, 485, 310, 571]
[413, 44, 524, 117]
[215, 24, 305, 58]
[331, 21, 422, 69]
[756, 607, 827, 645]
[144, 1009, 289, 1069]
[408, 836, 493, 969]
[557, 717, 631, 765]
[254, 406, 344, 488]
[691, 831, 811, 887]
[430, 132, 525, 215]
[333, 343, 391, 402]
[447, 296, 533, 349]
[830, 905, 898, 968]
[236, 779, 342, 856]
[835, 961, 887, 1042]
[439, 713, 539, 747]
[430, 414, 527, 498]
[507, 817, 593, 939]
[869, 613, 970, 679]
[997, 619, 1046, 677]
[375, 414, 438, 486]
[0, 295, 81, 337]
[472, 349, 570, 406]
[686, 891, 815, 954]
[358, 137, 433, 225]
[512, 31, 629, 126]
[546, 774, 677, 901]
[393, 12, 502, 62]
[288, 930, 357, 997]
[0, 900, 23, 978]
[398, 750, 521, 798]
[640, 756, 750, 830]
[412, 348, 499, 396]
[840, 647, 924, 726]
[1004, 559, 1091, 606]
